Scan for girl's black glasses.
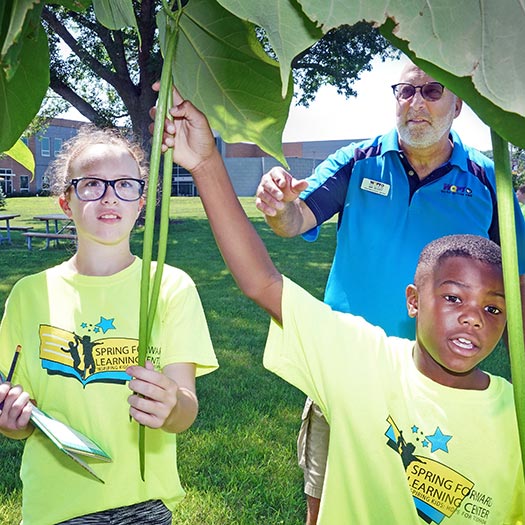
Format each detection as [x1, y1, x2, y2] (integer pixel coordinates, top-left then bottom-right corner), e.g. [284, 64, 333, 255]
[69, 177, 145, 202]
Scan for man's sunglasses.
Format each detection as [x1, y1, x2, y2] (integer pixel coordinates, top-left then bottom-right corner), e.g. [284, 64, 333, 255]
[391, 82, 445, 102]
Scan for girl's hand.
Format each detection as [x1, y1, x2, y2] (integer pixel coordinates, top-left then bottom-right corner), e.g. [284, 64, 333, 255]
[127, 361, 179, 429]
[0, 383, 33, 437]
[127, 361, 198, 433]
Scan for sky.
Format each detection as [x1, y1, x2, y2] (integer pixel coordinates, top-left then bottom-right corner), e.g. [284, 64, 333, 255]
[282, 55, 493, 152]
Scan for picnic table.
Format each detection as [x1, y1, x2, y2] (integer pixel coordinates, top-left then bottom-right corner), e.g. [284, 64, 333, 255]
[25, 213, 77, 250]
[0, 213, 20, 244]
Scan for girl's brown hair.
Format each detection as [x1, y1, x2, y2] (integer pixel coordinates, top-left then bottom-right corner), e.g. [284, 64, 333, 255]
[47, 125, 149, 196]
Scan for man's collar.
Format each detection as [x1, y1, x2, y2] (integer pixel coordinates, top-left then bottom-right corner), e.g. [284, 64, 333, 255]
[448, 129, 468, 171]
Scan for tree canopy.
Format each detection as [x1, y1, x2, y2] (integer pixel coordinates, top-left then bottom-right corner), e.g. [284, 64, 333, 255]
[42, 0, 161, 148]
[41, 2, 396, 149]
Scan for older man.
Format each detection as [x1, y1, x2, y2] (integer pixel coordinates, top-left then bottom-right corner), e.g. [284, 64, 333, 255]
[255, 61, 525, 524]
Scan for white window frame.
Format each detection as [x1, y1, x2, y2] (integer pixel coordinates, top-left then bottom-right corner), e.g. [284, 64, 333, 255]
[54, 137, 63, 156]
[40, 136, 50, 157]
[20, 175, 30, 192]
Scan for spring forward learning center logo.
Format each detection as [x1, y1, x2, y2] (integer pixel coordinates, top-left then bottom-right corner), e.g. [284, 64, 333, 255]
[38, 316, 141, 387]
[385, 416, 487, 524]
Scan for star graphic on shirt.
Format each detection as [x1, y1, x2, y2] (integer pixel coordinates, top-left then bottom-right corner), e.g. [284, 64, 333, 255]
[81, 322, 87, 329]
[426, 427, 452, 453]
[411, 425, 419, 433]
[95, 316, 116, 334]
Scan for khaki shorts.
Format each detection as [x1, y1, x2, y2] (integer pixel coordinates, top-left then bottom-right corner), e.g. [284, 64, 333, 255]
[297, 397, 330, 499]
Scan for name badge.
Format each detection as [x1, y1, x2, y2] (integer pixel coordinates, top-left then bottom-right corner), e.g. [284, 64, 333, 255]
[360, 178, 390, 196]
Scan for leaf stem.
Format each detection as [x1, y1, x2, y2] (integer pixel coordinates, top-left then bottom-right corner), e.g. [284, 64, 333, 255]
[491, 130, 525, 479]
[137, 23, 178, 482]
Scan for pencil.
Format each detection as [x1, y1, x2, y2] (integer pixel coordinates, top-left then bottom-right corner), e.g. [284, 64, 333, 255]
[0, 345, 22, 410]
[5, 345, 22, 382]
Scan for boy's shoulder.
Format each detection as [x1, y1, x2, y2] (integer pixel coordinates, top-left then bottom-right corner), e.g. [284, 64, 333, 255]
[486, 372, 514, 397]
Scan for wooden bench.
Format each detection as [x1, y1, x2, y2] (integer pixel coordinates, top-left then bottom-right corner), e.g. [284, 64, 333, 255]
[0, 225, 33, 232]
[23, 232, 77, 250]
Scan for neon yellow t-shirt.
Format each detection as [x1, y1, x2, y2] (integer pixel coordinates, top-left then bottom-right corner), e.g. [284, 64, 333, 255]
[264, 277, 524, 525]
[0, 258, 218, 525]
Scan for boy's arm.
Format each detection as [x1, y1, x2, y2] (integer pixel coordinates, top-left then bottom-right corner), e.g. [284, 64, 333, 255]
[192, 151, 283, 322]
[162, 88, 283, 323]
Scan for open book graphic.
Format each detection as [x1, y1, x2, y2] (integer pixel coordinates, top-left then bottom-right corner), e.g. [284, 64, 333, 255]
[30, 404, 112, 483]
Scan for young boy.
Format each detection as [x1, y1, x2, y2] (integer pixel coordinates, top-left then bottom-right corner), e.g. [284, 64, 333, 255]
[158, 88, 524, 524]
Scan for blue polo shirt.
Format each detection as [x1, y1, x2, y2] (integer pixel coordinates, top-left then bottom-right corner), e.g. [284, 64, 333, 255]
[301, 129, 525, 338]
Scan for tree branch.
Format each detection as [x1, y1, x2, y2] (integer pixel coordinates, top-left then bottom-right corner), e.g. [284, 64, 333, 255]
[49, 74, 108, 125]
[42, 6, 123, 90]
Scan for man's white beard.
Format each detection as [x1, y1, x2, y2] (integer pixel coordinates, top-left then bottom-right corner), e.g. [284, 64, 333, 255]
[397, 106, 456, 149]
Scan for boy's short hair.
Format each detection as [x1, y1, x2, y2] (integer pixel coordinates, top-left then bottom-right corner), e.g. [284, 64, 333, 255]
[415, 234, 502, 286]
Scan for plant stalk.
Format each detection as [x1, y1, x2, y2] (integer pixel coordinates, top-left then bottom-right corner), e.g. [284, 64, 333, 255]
[137, 26, 177, 481]
[491, 130, 525, 478]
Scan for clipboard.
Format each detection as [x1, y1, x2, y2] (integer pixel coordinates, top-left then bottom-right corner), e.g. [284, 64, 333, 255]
[30, 403, 112, 483]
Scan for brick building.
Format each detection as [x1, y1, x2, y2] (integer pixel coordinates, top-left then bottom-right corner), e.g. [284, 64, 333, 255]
[1, 119, 362, 197]
[0, 119, 82, 196]
[222, 138, 365, 196]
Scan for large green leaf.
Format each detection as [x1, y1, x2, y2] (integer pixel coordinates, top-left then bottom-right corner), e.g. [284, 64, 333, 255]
[216, 0, 322, 97]
[297, 0, 525, 148]
[159, 0, 292, 165]
[4, 139, 35, 175]
[0, 20, 49, 152]
[1, 0, 42, 81]
[46, 0, 92, 11]
[92, 0, 138, 32]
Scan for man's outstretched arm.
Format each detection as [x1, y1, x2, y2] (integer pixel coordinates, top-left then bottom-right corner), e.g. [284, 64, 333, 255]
[255, 167, 316, 237]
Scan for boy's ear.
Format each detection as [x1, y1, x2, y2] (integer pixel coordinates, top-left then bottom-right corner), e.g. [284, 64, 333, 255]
[406, 284, 419, 318]
[59, 194, 73, 218]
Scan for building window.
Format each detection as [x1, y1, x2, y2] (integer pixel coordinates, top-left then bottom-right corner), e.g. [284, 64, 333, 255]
[20, 175, 30, 193]
[171, 164, 196, 196]
[40, 136, 50, 157]
[54, 137, 63, 156]
[42, 175, 50, 192]
[0, 168, 13, 195]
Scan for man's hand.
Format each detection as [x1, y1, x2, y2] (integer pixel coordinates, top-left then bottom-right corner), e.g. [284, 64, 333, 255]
[255, 167, 309, 217]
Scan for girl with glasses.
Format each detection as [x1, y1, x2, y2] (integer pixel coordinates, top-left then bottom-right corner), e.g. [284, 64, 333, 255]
[0, 125, 218, 525]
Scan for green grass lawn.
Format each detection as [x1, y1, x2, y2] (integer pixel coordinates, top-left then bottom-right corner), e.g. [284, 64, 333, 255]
[0, 196, 511, 524]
